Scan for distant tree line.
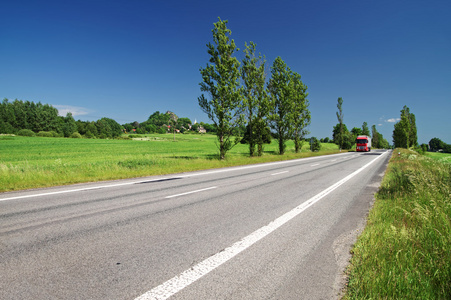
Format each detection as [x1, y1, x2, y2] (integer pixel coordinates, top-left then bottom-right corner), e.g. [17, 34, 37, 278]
[1, 98, 60, 134]
[198, 18, 311, 159]
[1, 98, 221, 139]
[429, 137, 451, 153]
[0, 98, 122, 138]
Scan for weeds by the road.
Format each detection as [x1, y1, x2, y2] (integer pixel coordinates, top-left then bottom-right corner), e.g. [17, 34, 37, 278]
[344, 148, 451, 299]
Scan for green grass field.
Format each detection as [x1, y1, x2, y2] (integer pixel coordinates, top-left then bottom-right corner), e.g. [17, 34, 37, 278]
[344, 148, 451, 299]
[0, 134, 340, 192]
[425, 151, 451, 164]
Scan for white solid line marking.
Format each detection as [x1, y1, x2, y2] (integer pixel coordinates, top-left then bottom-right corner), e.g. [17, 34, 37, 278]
[0, 178, 175, 202]
[271, 171, 288, 176]
[134, 151, 388, 300]
[310, 163, 320, 167]
[165, 187, 217, 199]
[0, 152, 359, 202]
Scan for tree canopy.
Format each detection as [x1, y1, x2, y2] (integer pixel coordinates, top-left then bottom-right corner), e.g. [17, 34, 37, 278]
[241, 41, 269, 156]
[268, 57, 296, 155]
[198, 17, 243, 159]
[393, 105, 417, 148]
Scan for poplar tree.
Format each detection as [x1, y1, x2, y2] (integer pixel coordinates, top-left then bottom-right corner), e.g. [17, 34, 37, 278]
[393, 105, 417, 148]
[268, 57, 292, 155]
[289, 71, 310, 153]
[336, 97, 344, 150]
[241, 41, 269, 157]
[372, 125, 379, 148]
[362, 122, 370, 136]
[198, 18, 242, 160]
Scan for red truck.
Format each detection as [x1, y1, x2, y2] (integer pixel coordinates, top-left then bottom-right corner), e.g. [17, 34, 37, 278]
[356, 135, 371, 152]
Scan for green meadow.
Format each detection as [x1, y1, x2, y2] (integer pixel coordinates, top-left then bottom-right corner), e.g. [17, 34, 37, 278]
[425, 151, 451, 164]
[0, 134, 340, 192]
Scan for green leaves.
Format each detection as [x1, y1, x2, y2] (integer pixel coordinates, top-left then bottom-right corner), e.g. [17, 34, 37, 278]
[393, 105, 417, 148]
[241, 41, 269, 156]
[268, 57, 310, 154]
[336, 97, 344, 150]
[199, 19, 311, 158]
[198, 18, 243, 160]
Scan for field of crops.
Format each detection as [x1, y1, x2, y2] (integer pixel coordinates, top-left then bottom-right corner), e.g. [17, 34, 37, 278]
[0, 134, 340, 192]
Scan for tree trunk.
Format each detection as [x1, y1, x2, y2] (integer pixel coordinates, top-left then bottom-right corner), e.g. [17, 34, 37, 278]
[257, 143, 263, 156]
[219, 134, 225, 160]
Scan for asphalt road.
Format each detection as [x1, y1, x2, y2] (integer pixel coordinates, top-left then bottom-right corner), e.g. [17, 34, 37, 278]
[0, 150, 391, 299]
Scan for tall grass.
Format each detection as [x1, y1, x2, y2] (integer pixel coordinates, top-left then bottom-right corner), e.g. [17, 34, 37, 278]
[0, 135, 340, 192]
[344, 149, 451, 299]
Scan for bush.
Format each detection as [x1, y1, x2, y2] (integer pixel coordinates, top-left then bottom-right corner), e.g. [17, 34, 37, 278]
[37, 131, 54, 137]
[116, 135, 131, 140]
[17, 129, 36, 137]
[50, 131, 61, 137]
[157, 127, 167, 134]
[70, 132, 82, 138]
[309, 137, 321, 151]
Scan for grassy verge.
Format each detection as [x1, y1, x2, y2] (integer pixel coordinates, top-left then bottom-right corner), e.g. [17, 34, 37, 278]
[344, 148, 451, 299]
[0, 134, 340, 192]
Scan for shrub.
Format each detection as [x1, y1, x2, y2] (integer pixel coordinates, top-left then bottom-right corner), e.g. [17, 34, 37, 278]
[116, 135, 131, 140]
[17, 129, 36, 137]
[309, 137, 321, 151]
[70, 132, 82, 138]
[37, 131, 54, 137]
[50, 131, 61, 137]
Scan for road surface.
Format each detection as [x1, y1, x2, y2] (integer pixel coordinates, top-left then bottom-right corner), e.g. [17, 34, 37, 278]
[0, 150, 391, 299]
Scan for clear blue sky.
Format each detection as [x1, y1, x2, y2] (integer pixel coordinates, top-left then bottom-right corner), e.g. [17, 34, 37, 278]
[1, 0, 450, 144]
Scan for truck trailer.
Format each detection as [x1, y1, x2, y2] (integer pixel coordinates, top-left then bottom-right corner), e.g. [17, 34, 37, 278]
[356, 135, 371, 152]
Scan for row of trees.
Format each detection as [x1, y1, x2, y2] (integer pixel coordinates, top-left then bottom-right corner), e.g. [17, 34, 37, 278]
[1, 98, 60, 134]
[332, 102, 424, 151]
[0, 98, 222, 139]
[0, 98, 123, 138]
[198, 18, 311, 159]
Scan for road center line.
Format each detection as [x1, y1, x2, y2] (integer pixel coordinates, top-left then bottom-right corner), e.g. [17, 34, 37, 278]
[310, 163, 320, 167]
[134, 151, 388, 300]
[271, 171, 288, 176]
[165, 187, 217, 199]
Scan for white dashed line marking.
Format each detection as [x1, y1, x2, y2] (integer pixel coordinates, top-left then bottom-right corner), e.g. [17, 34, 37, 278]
[165, 187, 217, 199]
[271, 171, 289, 176]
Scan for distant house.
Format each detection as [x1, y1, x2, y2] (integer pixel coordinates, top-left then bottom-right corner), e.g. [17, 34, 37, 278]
[198, 126, 206, 134]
